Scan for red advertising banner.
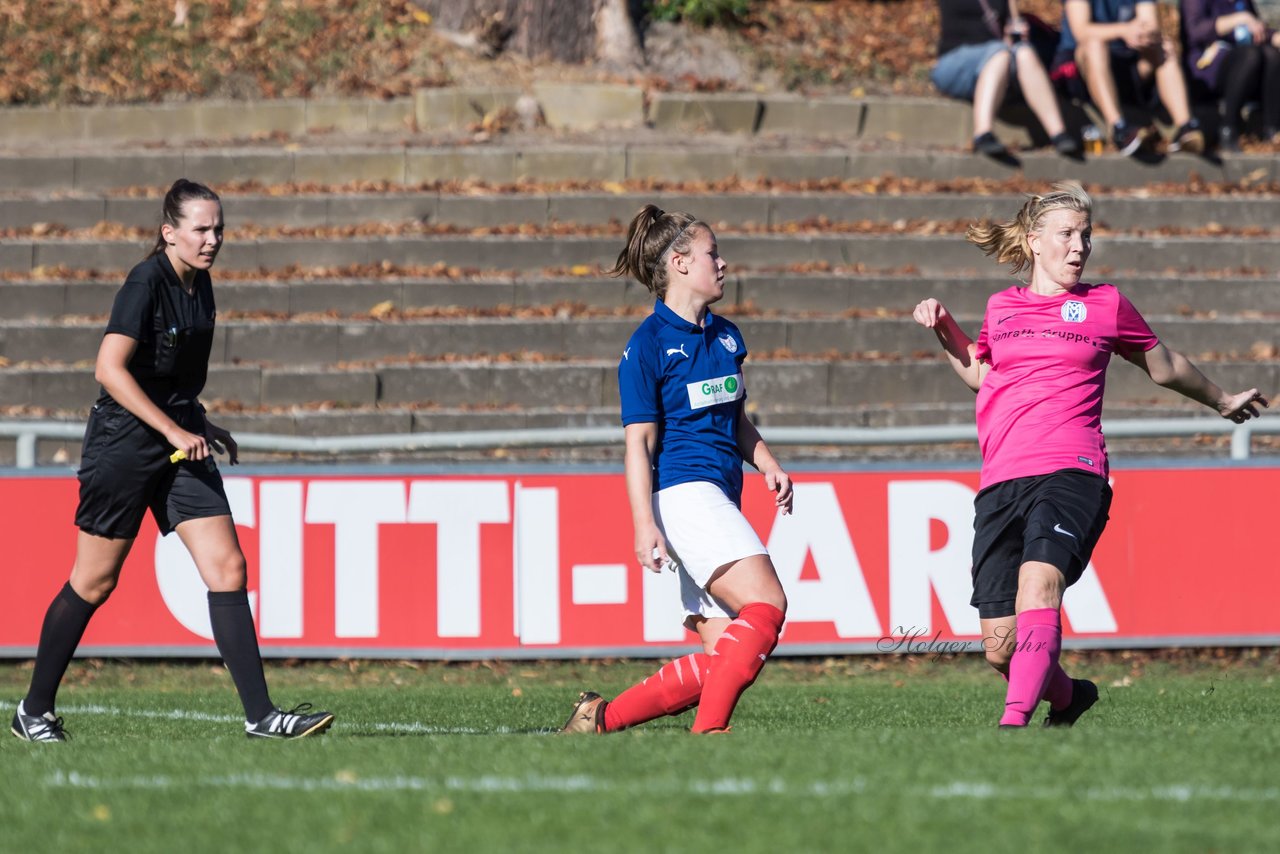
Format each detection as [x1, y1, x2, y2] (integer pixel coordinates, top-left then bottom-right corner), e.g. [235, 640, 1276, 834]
[1, 467, 1276, 657]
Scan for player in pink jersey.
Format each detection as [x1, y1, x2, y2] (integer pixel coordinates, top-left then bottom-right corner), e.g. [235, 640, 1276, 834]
[912, 181, 1266, 728]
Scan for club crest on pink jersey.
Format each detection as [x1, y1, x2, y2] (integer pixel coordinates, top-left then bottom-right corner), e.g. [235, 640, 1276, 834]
[1061, 300, 1087, 323]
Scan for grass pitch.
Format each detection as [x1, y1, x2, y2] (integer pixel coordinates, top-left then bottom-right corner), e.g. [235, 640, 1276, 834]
[2, 652, 1277, 854]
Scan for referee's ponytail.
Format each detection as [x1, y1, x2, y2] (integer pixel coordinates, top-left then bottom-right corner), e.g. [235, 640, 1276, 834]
[147, 179, 221, 259]
[608, 204, 706, 300]
[966, 181, 1092, 277]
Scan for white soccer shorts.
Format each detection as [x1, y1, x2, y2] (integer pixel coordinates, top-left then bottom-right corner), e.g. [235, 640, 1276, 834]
[652, 480, 768, 621]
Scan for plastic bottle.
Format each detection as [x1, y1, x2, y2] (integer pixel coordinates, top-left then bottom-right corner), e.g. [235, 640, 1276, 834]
[1234, 0, 1253, 44]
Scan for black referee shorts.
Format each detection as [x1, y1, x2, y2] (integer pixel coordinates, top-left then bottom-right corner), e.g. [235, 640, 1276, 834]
[75, 402, 232, 540]
[970, 468, 1112, 620]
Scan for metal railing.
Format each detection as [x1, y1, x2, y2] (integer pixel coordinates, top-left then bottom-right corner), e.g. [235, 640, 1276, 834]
[3, 417, 1278, 468]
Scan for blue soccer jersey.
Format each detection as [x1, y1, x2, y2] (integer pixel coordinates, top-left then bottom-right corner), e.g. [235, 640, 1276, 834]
[618, 300, 748, 504]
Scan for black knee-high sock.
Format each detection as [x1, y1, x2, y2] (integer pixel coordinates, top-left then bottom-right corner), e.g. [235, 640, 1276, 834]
[24, 582, 100, 716]
[208, 590, 274, 722]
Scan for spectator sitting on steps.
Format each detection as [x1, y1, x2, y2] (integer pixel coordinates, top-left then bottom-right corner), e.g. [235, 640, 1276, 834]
[1180, 0, 1280, 151]
[1055, 0, 1206, 155]
[933, 0, 1083, 157]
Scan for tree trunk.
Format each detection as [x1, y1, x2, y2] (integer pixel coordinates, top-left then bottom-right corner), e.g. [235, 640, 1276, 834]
[417, 0, 641, 66]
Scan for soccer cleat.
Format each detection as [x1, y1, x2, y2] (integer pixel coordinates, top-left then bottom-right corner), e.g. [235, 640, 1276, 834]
[11, 701, 68, 743]
[693, 726, 733, 734]
[245, 703, 334, 739]
[1043, 679, 1099, 728]
[560, 691, 607, 734]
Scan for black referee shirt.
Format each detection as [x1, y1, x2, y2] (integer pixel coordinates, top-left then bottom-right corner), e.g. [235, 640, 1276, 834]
[98, 253, 216, 409]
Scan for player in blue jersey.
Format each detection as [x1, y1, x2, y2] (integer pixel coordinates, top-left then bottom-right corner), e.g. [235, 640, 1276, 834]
[561, 205, 792, 734]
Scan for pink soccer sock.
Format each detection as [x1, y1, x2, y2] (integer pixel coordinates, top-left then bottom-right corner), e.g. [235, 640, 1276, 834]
[999, 607, 1063, 727]
[603, 653, 710, 732]
[999, 658, 1074, 709]
[691, 602, 785, 733]
[1043, 663, 1075, 710]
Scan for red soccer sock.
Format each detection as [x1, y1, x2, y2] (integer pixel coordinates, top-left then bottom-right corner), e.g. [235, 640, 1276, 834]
[691, 602, 785, 733]
[999, 607, 1062, 727]
[603, 653, 710, 732]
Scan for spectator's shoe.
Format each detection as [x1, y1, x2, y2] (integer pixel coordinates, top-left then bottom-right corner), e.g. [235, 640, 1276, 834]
[560, 691, 607, 734]
[1112, 121, 1153, 157]
[1050, 131, 1082, 158]
[1218, 125, 1241, 153]
[11, 702, 68, 742]
[972, 132, 1009, 158]
[245, 703, 334, 739]
[1043, 679, 1099, 728]
[1168, 121, 1205, 154]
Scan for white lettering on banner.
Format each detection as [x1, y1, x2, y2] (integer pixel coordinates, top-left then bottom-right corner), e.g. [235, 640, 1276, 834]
[767, 482, 882, 637]
[571, 565, 629, 605]
[888, 481, 981, 636]
[306, 481, 407, 638]
[155, 477, 256, 640]
[260, 481, 304, 638]
[643, 565, 685, 642]
[1061, 563, 1118, 632]
[408, 481, 510, 638]
[513, 484, 560, 644]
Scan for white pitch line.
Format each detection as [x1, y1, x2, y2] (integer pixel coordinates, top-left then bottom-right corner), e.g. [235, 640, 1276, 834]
[51, 702, 545, 735]
[19, 701, 1280, 805]
[40, 770, 1280, 803]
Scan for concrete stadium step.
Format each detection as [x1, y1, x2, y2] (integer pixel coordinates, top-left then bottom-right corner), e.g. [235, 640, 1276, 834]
[3, 315, 1276, 367]
[3, 145, 1279, 194]
[0, 88, 1238, 151]
[4, 191, 1280, 233]
[4, 357, 1276, 413]
[4, 274, 1275, 321]
[4, 232, 1279, 277]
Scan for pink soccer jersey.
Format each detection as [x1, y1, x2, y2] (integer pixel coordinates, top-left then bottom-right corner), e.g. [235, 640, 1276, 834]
[973, 283, 1159, 490]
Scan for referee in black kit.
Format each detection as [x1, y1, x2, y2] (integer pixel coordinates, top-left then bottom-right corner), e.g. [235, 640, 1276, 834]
[11, 179, 334, 742]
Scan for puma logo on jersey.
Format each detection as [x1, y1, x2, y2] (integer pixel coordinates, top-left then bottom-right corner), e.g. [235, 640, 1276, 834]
[665, 344, 688, 358]
[621, 347, 630, 361]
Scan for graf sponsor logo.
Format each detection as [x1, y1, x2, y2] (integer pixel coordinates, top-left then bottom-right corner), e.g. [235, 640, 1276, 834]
[687, 373, 744, 409]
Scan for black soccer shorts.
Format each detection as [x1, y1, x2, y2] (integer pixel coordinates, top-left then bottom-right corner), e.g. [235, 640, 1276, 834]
[74, 402, 232, 540]
[969, 468, 1112, 620]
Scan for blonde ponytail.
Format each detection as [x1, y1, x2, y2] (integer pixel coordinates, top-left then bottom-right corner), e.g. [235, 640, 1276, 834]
[967, 181, 1093, 276]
